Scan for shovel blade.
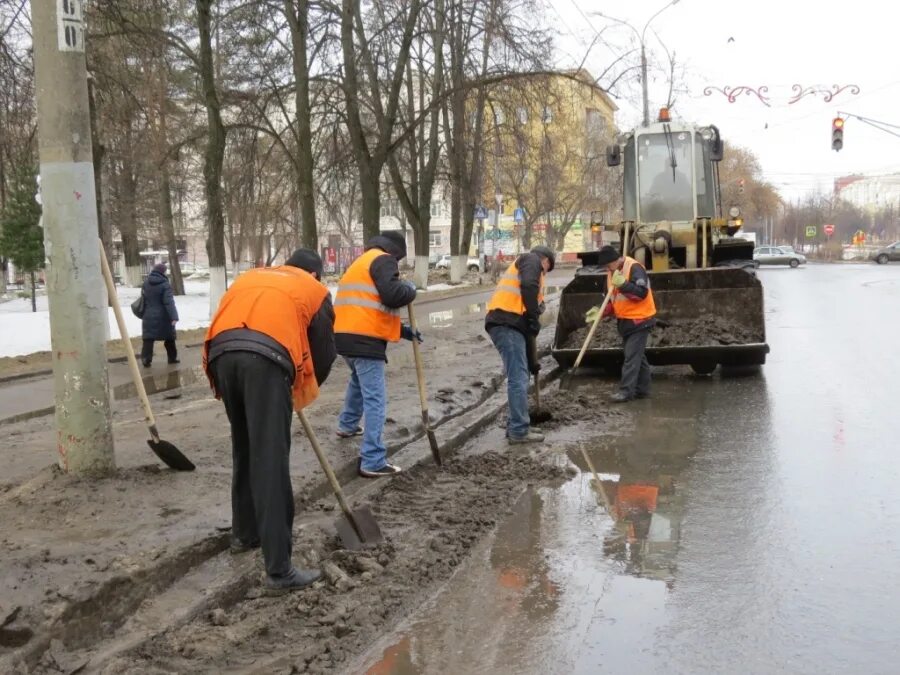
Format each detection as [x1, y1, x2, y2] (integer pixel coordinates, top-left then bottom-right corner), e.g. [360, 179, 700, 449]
[426, 429, 442, 466]
[147, 438, 196, 472]
[334, 504, 384, 551]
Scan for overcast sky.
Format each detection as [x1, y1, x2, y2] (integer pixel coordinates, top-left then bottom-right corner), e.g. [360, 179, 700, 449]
[549, 0, 900, 202]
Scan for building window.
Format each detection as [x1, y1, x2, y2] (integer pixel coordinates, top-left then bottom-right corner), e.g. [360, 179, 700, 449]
[494, 106, 505, 125]
[380, 198, 400, 218]
[429, 230, 442, 247]
[542, 106, 553, 124]
[431, 201, 443, 218]
[517, 107, 528, 124]
[586, 108, 606, 138]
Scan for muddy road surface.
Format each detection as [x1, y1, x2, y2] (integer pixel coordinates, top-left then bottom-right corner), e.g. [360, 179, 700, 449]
[353, 263, 900, 674]
[4, 263, 899, 674]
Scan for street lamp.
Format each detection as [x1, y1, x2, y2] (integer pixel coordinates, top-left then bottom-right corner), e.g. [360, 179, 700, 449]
[595, 0, 681, 127]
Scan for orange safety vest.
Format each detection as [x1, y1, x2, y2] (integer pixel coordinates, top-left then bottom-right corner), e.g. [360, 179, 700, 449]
[203, 266, 328, 411]
[608, 256, 656, 320]
[486, 259, 545, 315]
[333, 249, 402, 341]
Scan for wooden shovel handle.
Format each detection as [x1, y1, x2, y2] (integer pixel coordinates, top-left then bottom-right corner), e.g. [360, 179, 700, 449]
[97, 240, 158, 439]
[572, 286, 614, 373]
[407, 305, 430, 421]
[296, 410, 358, 532]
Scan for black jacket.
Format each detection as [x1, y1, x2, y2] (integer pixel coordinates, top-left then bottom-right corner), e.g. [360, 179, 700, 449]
[615, 261, 657, 338]
[485, 252, 544, 337]
[141, 270, 179, 341]
[335, 235, 417, 361]
[207, 294, 336, 386]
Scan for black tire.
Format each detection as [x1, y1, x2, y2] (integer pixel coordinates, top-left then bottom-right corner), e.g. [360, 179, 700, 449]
[691, 362, 717, 376]
[753, 260, 761, 269]
[468, 264, 479, 272]
[876, 254, 889, 265]
[789, 258, 800, 268]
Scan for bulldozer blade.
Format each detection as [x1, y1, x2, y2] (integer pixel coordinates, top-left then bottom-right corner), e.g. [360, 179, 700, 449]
[333, 504, 384, 551]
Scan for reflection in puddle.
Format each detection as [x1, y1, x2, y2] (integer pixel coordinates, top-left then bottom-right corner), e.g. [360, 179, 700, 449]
[112, 366, 203, 401]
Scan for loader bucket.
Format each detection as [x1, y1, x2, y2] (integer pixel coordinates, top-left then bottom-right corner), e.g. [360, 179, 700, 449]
[552, 266, 769, 374]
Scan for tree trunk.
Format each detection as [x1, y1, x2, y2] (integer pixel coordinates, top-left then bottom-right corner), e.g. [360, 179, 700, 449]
[159, 163, 185, 295]
[0, 259, 7, 295]
[30, 270, 36, 313]
[197, 0, 228, 314]
[118, 153, 143, 287]
[285, 0, 318, 250]
[413, 224, 429, 288]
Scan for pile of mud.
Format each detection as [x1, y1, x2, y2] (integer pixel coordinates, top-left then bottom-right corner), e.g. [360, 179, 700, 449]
[86, 452, 572, 674]
[561, 316, 763, 350]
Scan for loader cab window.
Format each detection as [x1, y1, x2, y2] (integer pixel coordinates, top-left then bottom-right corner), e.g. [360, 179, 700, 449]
[637, 132, 694, 222]
[695, 136, 715, 218]
[623, 135, 637, 221]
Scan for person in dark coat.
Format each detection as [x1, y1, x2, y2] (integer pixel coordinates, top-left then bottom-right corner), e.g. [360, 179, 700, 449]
[141, 262, 179, 367]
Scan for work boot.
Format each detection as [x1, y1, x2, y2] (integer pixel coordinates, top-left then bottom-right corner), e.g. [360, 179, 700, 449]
[635, 391, 650, 400]
[508, 430, 545, 445]
[265, 567, 322, 593]
[229, 535, 261, 554]
[336, 426, 363, 439]
[610, 392, 632, 403]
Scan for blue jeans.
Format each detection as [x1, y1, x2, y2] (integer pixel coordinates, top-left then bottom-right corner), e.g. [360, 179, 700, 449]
[488, 326, 530, 438]
[338, 357, 388, 471]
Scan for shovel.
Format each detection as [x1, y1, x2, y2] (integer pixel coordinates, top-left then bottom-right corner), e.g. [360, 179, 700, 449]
[560, 286, 614, 391]
[527, 335, 552, 425]
[296, 410, 383, 550]
[98, 240, 195, 471]
[407, 305, 442, 466]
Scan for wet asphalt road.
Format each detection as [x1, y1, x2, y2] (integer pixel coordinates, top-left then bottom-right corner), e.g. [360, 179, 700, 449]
[357, 262, 900, 674]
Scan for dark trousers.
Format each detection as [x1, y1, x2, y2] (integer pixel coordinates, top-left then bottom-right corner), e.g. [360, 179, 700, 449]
[141, 339, 177, 365]
[210, 351, 294, 577]
[619, 327, 652, 398]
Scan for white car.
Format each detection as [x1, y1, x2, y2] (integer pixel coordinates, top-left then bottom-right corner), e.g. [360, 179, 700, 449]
[435, 254, 481, 272]
[752, 246, 807, 268]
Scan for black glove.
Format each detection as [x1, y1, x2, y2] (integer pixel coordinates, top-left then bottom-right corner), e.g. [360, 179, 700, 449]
[526, 317, 541, 337]
[400, 324, 423, 343]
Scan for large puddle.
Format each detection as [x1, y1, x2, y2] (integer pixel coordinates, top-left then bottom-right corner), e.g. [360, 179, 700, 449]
[357, 434, 686, 674]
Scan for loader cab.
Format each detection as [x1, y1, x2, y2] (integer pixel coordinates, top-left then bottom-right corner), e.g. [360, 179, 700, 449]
[611, 118, 723, 225]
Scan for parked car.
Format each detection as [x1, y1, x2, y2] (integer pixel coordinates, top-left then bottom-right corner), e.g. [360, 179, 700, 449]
[871, 241, 900, 264]
[753, 246, 807, 268]
[435, 254, 481, 272]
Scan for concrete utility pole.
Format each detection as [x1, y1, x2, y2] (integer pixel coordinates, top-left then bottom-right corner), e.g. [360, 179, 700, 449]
[31, 0, 116, 474]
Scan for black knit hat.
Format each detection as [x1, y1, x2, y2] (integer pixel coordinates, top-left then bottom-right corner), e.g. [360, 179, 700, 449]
[595, 245, 621, 266]
[285, 248, 323, 278]
[371, 230, 407, 260]
[530, 245, 556, 272]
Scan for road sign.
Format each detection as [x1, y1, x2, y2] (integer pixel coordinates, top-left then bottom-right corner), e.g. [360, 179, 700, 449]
[513, 207, 525, 222]
[805, 225, 817, 238]
[824, 224, 835, 237]
[474, 205, 488, 220]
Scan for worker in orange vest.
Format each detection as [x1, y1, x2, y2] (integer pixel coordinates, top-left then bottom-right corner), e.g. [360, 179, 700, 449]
[595, 245, 657, 402]
[203, 249, 335, 593]
[484, 245, 555, 444]
[333, 231, 419, 477]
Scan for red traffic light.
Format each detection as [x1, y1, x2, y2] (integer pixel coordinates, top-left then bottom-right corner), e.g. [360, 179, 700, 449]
[832, 117, 844, 130]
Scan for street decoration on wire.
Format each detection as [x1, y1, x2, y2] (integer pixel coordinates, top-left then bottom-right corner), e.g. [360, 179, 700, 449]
[702, 84, 860, 107]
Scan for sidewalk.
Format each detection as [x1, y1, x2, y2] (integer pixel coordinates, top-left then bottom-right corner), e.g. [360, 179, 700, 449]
[0, 282, 497, 425]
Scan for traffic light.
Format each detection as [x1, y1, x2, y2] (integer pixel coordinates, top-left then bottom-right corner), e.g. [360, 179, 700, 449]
[832, 117, 844, 151]
[738, 178, 745, 194]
